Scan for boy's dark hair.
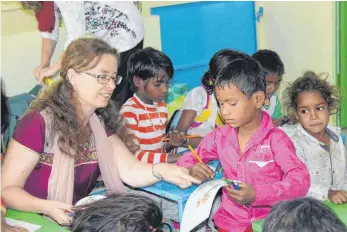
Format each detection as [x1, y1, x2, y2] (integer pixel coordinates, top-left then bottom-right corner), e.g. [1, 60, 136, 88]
[71, 193, 169, 232]
[215, 56, 266, 98]
[202, 49, 247, 94]
[1, 80, 9, 134]
[283, 71, 339, 122]
[252, 49, 284, 77]
[262, 197, 347, 232]
[127, 47, 174, 92]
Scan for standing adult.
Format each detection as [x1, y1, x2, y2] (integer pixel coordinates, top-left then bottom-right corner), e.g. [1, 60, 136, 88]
[21, 1, 143, 105]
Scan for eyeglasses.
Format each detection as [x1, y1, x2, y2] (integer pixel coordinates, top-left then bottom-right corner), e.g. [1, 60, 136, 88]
[83, 72, 122, 85]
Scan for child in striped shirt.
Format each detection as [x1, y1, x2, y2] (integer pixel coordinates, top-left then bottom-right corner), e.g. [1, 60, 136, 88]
[120, 47, 181, 164]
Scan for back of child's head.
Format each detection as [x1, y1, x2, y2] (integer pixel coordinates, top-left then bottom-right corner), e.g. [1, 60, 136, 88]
[262, 197, 347, 232]
[71, 193, 167, 232]
[252, 49, 284, 77]
[202, 49, 247, 94]
[127, 47, 174, 92]
[215, 56, 266, 98]
[283, 71, 339, 122]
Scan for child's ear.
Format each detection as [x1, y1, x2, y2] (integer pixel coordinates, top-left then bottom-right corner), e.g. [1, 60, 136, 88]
[252, 91, 265, 108]
[133, 76, 142, 88]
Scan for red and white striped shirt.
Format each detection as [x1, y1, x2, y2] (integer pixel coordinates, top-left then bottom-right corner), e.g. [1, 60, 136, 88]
[120, 94, 168, 164]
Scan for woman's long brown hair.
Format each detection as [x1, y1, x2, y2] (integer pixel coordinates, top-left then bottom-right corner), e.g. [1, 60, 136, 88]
[30, 38, 136, 156]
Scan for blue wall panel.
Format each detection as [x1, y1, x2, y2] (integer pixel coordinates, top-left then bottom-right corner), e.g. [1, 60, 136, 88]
[151, 1, 257, 90]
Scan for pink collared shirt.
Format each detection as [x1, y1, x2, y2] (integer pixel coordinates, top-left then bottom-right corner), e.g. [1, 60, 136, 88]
[177, 111, 310, 231]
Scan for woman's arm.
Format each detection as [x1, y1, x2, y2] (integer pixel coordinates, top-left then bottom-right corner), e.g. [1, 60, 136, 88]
[108, 135, 200, 189]
[1, 140, 72, 225]
[40, 38, 57, 68]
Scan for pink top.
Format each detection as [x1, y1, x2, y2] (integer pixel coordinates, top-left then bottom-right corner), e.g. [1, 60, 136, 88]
[13, 111, 112, 204]
[177, 112, 310, 231]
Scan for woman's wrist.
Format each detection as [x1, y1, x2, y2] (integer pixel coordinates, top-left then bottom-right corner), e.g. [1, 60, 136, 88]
[152, 163, 165, 180]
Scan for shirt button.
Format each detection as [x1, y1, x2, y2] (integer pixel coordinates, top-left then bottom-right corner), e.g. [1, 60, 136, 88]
[237, 162, 241, 166]
[251, 218, 255, 222]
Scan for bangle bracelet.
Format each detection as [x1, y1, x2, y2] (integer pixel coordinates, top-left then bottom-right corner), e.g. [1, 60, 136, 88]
[152, 164, 164, 180]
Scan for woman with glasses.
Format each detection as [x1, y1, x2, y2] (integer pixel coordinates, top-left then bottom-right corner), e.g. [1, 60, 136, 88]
[1, 38, 200, 226]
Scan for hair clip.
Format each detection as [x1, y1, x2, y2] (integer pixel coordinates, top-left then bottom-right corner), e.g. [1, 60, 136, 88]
[209, 78, 216, 86]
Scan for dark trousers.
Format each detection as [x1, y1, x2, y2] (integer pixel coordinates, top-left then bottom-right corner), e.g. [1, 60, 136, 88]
[111, 40, 144, 107]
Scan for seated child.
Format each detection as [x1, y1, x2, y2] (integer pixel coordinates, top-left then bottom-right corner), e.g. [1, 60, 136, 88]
[262, 197, 347, 232]
[120, 47, 180, 164]
[177, 56, 310, 232]
[71, 193, 169, 232]
[169, 49, 246, 150]
[252, 49, 287, 126]
[283, 71, 347, 204]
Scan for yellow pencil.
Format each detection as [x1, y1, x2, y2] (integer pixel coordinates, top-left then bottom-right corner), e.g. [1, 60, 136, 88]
[188, 145, 203, 163]
[188, 145, 214, 179]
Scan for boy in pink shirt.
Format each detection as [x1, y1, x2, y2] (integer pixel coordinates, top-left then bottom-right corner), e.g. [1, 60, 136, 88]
[177, 56, 310, 232]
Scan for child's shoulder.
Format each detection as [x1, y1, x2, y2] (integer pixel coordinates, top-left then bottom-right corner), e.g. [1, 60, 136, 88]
[267, 126, 293, 143]
[186, 86, 208, 97]
[120, 97, 139, 113]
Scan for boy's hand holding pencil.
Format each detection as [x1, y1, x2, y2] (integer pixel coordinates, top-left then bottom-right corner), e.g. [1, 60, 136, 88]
[187, 145, 214, 181]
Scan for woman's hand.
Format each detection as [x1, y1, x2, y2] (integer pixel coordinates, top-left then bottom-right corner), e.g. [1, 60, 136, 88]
[43, 200, 73, 226]
[154, 163, 201, 189]
[33, 64, 49, 83]
[37, 65, 61, 85]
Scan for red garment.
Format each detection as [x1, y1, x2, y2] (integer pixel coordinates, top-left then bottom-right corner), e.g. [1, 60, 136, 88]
[35, 1, 55, 32]
[219, 225, 253, 232]
[1, 198, 6, 214]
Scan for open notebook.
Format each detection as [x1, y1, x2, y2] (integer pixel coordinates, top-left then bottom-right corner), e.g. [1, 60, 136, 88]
[180, 179, 236, 232]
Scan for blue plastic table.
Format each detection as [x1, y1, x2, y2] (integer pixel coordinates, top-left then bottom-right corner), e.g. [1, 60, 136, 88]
[140, 160, 222, 223]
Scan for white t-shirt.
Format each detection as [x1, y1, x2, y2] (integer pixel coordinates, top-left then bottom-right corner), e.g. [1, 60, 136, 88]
[180, 86, 219, 137]
[42, 1, 144, 52]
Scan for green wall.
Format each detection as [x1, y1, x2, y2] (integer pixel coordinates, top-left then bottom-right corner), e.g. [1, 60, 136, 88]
[340, 2, 347, 128]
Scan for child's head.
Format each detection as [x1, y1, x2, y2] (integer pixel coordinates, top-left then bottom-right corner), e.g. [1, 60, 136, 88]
[283, 71, 339, 135]
[252, 49, 284, 99]
[71, 193, 167, 232]
[127, 47, 174, 103]
[262, 197, 347, 232]
[215, 56, 266, 128]
[202, 49, 247, 94]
